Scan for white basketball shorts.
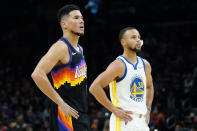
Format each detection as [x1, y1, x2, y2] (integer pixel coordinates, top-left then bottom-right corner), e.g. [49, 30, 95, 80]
[110, 113, 149, 131]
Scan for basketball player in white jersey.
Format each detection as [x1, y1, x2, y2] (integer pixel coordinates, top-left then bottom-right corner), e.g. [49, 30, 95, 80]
[89, 27, 154, 131]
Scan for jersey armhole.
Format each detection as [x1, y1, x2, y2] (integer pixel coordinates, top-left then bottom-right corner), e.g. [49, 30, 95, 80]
[59, 38, 72, 66]
[140, 57, 146, 76]
[116, 58, 127, 82]
[65, 45, 72, 66]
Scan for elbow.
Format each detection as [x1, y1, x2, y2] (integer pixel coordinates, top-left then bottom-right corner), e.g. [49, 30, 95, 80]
[89, 83, 100, 95]
[89, 86, 93, 94]
[31, 71, 38, 80]
[89, 85, 96, 95]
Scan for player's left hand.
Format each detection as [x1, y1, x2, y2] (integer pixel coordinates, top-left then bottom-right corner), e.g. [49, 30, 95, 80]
[145, 110, 150, 124]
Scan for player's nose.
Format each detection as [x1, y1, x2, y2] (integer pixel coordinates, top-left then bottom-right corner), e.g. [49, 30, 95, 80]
[136, 38, 141, 43]
[79, 18, 84, 24]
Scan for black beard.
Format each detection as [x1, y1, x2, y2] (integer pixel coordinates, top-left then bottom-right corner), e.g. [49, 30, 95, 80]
[128, 47, 141, 53]
[71, 30, 84, 37]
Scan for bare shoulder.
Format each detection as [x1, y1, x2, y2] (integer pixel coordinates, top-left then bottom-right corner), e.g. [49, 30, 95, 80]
[41, 40, 70, 64]
[91, 59, 126, 86]
[105, 59, 125, 79]
[143, 59, 152, 72]
[46, 40, 69, 59]
[50, 40, 68, 52]
[108, 59, 125, 70]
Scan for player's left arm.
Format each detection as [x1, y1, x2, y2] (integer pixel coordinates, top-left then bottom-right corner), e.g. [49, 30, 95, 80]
[144, 59, 154, 124]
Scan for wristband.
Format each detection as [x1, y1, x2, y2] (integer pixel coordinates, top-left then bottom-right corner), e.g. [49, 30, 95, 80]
[147, 107, 151, 112]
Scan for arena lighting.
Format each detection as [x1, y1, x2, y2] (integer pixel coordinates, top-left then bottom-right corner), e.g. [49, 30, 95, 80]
[85, 0, 100, 14]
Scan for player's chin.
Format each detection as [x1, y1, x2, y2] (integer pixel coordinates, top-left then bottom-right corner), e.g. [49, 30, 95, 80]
[135, 48, 141, 52]
[78, 32, 84, 36]
[78, 30, 84, 35]
[79, 28, 84, 33]
[75, 31, 84, 36]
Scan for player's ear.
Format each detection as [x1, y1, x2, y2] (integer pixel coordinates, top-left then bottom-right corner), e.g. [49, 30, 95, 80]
[121, 39, 125, 46]
[61, 21, 68, 29]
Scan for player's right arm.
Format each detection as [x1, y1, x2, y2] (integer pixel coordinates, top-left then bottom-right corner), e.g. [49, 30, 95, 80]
[31, 41, 79, 119]
[89, 60, 133, 122]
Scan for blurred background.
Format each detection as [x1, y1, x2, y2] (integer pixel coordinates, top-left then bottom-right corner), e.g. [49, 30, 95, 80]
[0, 0, 197, 131]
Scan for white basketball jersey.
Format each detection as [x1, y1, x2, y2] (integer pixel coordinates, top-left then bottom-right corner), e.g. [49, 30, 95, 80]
[109, 55, 147, 115]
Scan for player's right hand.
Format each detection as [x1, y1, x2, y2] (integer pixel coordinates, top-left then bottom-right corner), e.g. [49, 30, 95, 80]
[113, 107, 133, 123]
[58, 101, 79, 120]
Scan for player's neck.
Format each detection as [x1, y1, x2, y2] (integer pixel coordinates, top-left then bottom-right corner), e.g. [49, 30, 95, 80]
[63, 32, 79, 49]
[122, 51, 137, 64]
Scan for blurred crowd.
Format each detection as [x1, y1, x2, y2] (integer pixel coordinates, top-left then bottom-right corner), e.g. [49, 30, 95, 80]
[1, 0, 197, 131]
